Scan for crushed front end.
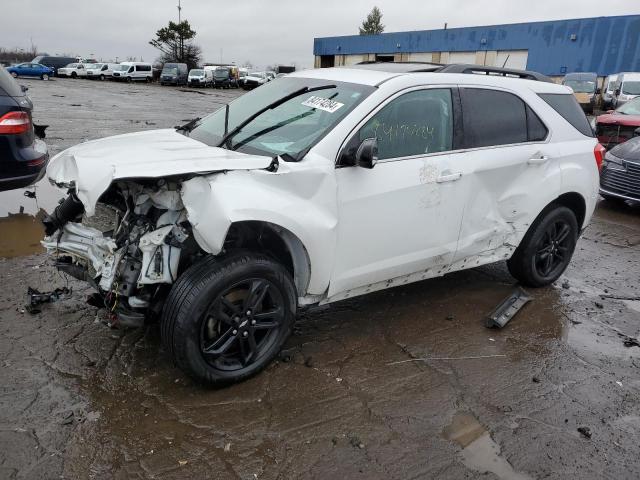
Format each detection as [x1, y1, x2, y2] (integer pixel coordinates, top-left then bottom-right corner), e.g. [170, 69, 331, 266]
[42, 180, 199, 327]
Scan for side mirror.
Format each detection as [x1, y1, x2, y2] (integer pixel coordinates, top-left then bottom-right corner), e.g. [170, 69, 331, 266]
[634, 128, 640, 137]
[355, 138, 378, 169]
[596, 88, 601, 94]
[615, 88, 621, 96]
[21, 85, 28, 93]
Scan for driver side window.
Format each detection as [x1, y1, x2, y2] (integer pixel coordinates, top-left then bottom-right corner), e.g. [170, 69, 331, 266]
[358, 88, 454, 160]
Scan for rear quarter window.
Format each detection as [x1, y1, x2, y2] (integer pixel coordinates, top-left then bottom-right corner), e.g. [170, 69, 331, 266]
[538, 93, 593, 137]
[0, 67, 23, 97]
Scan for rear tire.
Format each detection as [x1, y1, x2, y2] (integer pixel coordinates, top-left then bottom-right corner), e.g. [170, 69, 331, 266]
[41, 73, 49, 81]
[11, 72, 18, 78]
[507, 205, 578, 287]
[71, 72, 77, 78]
[161, 253, 297, 386]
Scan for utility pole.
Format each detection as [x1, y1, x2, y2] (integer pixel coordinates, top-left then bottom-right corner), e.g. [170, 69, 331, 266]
[177, 0, 183, 61]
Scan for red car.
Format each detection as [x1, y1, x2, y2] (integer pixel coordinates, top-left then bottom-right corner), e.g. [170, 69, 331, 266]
[594, 97, 640, 149]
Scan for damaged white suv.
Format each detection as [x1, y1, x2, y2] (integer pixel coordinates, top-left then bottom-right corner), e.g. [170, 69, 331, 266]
[43, 64, 601, 385]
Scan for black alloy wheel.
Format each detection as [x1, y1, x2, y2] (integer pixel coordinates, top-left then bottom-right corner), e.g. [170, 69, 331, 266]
[507, 205, 578, 287]
[200, 278, 285, 371]
[533, 219, 573, 278]
[161, 253, 296, 385]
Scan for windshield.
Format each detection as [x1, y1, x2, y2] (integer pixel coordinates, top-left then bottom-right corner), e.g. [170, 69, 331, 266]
[87, 63, 103, 69]
[190, 69, 204, 75]
[162, 67, 178, 75]
[189, 77, 374, 159]
[622, 81, 640, 95]
[250, 72, 265, 78]
[65, 63, 78, 69]
[564, 79, 596, 93]
[617, 97, 640, 115]
[114, 65, 129, 71]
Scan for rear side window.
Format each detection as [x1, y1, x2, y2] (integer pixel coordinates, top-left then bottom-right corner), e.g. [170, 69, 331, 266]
[461, 89, 526, 147]
[0, 67, 23, 97]
[538, 93, 593, 137]
[136, 65, 151, 72]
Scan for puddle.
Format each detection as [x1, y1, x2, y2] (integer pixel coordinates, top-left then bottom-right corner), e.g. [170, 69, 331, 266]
[443, 412, 533, 480]
[0, 211, 47, 258]
[0, 179, 63, 258]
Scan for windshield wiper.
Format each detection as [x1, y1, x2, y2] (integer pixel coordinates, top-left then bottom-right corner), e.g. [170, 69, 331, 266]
[175, 117, 201, 133]
[217, 84, 336, 149]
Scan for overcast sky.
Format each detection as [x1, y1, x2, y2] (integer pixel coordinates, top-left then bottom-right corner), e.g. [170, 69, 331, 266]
[1, 0, 638, 69]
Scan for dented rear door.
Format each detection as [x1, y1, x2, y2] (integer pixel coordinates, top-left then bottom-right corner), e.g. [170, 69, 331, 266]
[450, 86, 561, 269]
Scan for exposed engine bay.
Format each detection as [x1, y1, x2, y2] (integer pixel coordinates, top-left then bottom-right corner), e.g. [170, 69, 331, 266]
[42, 180, 201, 327]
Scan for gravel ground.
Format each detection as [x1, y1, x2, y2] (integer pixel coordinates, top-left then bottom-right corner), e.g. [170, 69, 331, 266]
[0, 77, 639, 480]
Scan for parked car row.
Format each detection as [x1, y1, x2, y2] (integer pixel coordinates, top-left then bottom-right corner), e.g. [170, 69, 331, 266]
[562, 71, 640, 114]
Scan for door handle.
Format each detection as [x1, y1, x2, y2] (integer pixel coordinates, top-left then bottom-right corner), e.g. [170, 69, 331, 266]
[436, 172, 462, 183]
[527, 155, 550, 165]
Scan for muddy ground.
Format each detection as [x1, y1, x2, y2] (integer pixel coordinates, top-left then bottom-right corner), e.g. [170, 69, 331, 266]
[1, 77, 639, 480]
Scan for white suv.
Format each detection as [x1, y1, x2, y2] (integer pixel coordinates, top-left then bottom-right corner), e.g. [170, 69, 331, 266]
[43, 64, 602, 385]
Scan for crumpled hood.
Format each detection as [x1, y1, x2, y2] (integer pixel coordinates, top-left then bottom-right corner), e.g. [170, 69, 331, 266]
[47, 128, 273, 215]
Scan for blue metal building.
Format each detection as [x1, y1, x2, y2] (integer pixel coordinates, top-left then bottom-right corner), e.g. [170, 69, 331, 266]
[313, 15, 640, 77]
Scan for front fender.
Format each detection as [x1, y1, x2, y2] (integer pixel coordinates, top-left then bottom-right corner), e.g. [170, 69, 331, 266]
[180, 161, 337, 295]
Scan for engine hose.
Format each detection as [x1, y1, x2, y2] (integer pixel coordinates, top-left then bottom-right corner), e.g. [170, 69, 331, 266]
[42, 192, 85, 236]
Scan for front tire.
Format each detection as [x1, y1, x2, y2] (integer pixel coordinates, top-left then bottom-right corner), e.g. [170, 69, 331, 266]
[507, 205, 578, 287]
[71, 72, 77, 78]
[10, 72, 17, 78]
[161, 253, 297, 386]
[41, 73, 49, 81]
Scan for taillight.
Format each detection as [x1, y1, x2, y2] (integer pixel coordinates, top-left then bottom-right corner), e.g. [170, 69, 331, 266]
[0, 111, 31, 135]
[594, 143, 606, 171]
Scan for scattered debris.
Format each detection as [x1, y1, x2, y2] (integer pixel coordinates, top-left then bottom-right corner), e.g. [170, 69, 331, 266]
[621, 335, 640, 348]
[304, 356, 314, 368]
[594, 302, 604, 309]
[61, 411, 74, 425]
[532, 376, 541, 383]
[23, 190, 36, 199]
[349, 435, 365, 449]
[26, 286, 72, 314]
[616, 381, 623, 387]
[485, 288, 532, 328]
[224, 443, 231, 452]
[336, 377, 343, 382]
[445, 314, 455, 321]
[577, 426, 592, 439]
[178, 460, 188, 466]
[561, 280, 570, 289]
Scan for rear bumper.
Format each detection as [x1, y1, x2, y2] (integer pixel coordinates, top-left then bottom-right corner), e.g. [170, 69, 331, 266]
[0, 138, 49, 191]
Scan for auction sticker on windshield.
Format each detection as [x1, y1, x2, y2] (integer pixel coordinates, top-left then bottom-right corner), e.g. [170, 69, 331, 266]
[302, 96, 344, 113]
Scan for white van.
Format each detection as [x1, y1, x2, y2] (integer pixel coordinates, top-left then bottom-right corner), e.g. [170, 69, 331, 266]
[188, 68, 213, 87]
[85, 63, 119, 81]
[613, 72, 640, 107]
[111, 62, 153, 82]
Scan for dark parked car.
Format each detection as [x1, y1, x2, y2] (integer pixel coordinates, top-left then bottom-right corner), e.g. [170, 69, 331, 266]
[600, 136, 640, 203]
[31, 55, 76, 76]
[0, 68, 48, 191]
[593, 96, 640, 150]
[6, 63, 54, 80]
[160, 63, 188, 86]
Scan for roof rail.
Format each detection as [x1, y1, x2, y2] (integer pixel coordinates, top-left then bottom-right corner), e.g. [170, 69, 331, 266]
[353, 61, 554, 83]
[435, 64, 554, 83]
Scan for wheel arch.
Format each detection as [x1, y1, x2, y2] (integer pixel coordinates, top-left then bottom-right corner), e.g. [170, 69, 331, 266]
[553, 192, 586, 230]
[223, 221, 311, 297]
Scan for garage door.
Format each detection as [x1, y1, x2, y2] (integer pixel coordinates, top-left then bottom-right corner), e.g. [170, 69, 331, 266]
[494, 50, 529, 70]
[448, 51, 477, 64]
